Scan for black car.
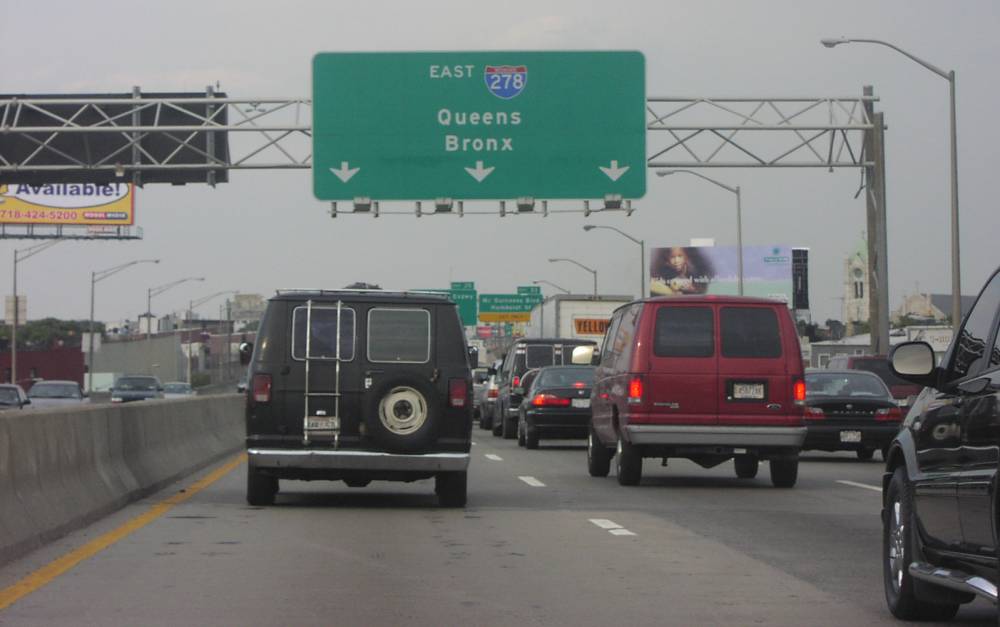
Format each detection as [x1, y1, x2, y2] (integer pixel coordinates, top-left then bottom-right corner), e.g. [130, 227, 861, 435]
[882, 265, 1000, 621]
[110, 375, 164, 403]
[516, 365, 595, 449]
[492, 338, 597, 439]
[242, 289, 472, 507]
[803, 369, 902, 460]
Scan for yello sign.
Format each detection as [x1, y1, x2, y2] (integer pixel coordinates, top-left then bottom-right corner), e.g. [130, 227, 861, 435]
[0, 183, 134, 225]
[312, 51, 646, 201]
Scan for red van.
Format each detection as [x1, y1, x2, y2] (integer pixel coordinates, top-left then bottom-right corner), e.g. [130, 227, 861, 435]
[588, 296, 807, 487]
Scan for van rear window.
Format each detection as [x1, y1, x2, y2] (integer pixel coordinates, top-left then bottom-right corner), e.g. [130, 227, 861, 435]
[526, 345, 555, 368]
[720, 307, 782, 358]
[653, 307, 714, 357]
[368, 308, 431, 363]
[292, 306, 356, 361]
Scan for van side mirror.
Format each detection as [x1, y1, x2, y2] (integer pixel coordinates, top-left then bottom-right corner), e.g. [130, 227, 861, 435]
[239, 341, 254, 365]
[467, 346, 479, 365]
[591, 349, 601, 365]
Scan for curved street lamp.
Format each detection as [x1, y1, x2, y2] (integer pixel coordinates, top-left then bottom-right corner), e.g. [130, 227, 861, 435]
[656, 169, 743, 295]
[532, 279, 570, 295]
[821, 36, 962, 326]
[146, 277, 205, 339]
[11, 241, 63, 385]
[583, 225, 646, 299]
[88, 258, 160, 392]
[548, 257, 597, 296]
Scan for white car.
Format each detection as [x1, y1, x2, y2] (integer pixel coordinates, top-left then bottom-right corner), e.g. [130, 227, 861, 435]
[27, 380, 89, 408]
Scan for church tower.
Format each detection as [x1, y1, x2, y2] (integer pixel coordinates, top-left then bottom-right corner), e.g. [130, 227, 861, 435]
[843, 233, 869, 325]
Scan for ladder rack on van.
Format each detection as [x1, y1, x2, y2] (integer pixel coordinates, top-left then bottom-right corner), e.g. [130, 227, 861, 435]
[302, 298, 344, 447]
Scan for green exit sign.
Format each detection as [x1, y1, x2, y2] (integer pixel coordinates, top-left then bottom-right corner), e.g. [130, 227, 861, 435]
[312, 51, 646, 201]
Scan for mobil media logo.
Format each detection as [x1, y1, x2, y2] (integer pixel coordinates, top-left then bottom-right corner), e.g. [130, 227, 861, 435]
[484, 65, 527, 99]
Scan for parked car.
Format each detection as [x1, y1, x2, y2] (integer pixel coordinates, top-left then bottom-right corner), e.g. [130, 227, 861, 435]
[26, 380, 89, 408]
[0, 384, 29, 410]
[162, 381, 196, 399]
[492, 338, 598, 439]
[827, 354, 923, 406]
[590, 296, 806, 487]
[110, 375, 164, 403]
[881, 266, 1000, 621]
[802, 369, 902, 460]
[517, 365, 596, 449]
[243, 288, 472, 507]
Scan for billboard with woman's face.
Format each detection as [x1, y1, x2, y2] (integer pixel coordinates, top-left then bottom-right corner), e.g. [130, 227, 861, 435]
[649, 245, 793, 303]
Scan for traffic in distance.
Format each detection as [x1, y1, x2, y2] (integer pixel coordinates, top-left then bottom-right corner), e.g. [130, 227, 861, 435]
[3, 273, 1000, 624]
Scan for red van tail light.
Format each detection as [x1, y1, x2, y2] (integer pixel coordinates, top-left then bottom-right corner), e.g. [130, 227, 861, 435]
[804, 406, 825, 420]
[512, 375, 521, 388]
[532, 393, 571, 407]
[487, 387, 498, 399]
[876, 406, 903, 421]
[449, 379, 468, 408]
[627, 376, 644, 405]
[252, 374, 272, 403]
[793, 379, 806, 405]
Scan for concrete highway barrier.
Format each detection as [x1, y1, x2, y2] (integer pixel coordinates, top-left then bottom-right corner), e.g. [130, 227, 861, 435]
[0, 394, 244, 565]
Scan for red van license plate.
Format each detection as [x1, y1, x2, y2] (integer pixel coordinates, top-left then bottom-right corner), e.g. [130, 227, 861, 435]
[733, 383, 765, 400]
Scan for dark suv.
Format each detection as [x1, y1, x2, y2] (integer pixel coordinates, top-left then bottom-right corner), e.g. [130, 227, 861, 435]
[242, 289, 473, 507]
[491, 338, 598, 439]
[882, 266, 1000, 621]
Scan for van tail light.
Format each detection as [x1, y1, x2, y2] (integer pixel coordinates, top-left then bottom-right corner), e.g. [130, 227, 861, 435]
[532, 393, 571, 407]
[487, 388, 498, 399]
[804, 406, 825, 420]
[512, 375, 521, 388]
[627, 376, 644, 405]
[449, 379, 468, 408]
[793, 379, 806, 406]
[252, 374, 272, 403]
[876, 406, 903, 421]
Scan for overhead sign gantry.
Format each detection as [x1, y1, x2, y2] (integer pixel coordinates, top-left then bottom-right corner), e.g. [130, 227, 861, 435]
[311, 51, 646, 201]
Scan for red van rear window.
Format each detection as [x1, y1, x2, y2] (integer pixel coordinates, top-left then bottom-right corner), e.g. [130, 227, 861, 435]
[653, 306, 714, 357]
[720, 307, 782, 358]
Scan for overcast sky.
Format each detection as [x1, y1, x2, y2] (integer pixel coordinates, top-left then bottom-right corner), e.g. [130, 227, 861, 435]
[3, 0, 998, 325]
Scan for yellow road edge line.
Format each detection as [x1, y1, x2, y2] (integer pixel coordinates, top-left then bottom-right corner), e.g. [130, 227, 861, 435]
[0, 452, 247, 611]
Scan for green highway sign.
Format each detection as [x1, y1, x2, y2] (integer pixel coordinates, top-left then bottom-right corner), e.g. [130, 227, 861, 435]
[418, 287, 477, 326]
[451, 281, 475, 291]
[312, 51, 646, 201]
[517, 285, 542, 296]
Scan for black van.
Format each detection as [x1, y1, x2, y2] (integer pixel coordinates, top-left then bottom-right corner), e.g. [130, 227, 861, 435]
[242, 289, 473, 507]
[492, 338, 598, 438]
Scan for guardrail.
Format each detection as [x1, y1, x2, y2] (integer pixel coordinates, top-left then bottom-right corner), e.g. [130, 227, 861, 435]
[0, 394, 244, 565]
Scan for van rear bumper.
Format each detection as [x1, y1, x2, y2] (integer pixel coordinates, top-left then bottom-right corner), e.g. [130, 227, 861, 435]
[248, 448, 470, 472]
[625, 425, 806, 448]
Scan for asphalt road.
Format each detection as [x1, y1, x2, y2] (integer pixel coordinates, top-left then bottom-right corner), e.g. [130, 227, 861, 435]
[0, 431, 995, 626]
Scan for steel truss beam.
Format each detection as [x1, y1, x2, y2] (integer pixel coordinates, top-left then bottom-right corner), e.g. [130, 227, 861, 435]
[0, 224, 142, 240]
[0, 96, 311, 177]
[646, 96, 875, 168]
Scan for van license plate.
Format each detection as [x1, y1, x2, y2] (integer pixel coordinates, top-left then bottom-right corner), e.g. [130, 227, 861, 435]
[840, 430, 862, 443]
[307, 417, 339, 431]
[733, 383, 765, 400]
[571, 398, 591, 408]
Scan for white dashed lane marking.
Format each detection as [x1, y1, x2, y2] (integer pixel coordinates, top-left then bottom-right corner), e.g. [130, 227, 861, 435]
[836, 480, 881, 492]
[518, 476, 546, 487]
[589, 518, 636, 535]
[484, 454, 503, 461]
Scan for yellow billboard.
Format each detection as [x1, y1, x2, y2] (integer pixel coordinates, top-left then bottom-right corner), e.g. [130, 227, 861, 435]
[0, 183, 134, 225]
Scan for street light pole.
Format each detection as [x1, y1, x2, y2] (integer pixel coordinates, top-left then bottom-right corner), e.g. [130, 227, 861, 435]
[531, 280, 570, 294]
[656, 170, 744, 295]
[583, 225, 646, 299]
[11, 241, 62, 385]
[548, 258, 598, 296]
[88, 259, 161, 393]
[821, 37, 961, 326]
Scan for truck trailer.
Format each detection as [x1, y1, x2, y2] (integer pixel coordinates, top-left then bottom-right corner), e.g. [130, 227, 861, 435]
[526, 294, 633, 350]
